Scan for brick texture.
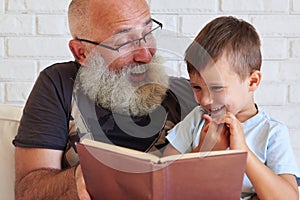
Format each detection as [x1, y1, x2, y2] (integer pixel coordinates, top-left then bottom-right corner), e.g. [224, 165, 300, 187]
[0, 15, 34, 35]
[290, 82, 300, 103]
[0, 1, 4, 15]
[150, 0, 218, 14]
[0, 61, 37, 81]
[290, 39, 300, 58]
[221, 0, 289, 13]
[37, 15, 69, 35]
[7, 0, 70, 13]
[0, 38, 4, 58]
[5, 83, 34, 103]
[293, 0, 300, 12]
[252, 15, 300, 37]
[7, 37, 71, 58]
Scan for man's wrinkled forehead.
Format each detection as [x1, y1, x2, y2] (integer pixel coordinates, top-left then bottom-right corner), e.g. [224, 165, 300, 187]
[88, 0, 151, 37]
[90, 0, 150, 24]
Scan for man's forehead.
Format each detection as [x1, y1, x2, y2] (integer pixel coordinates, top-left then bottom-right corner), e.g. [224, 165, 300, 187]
[89, 1, 151, 36]
[89, 0, 150, 21]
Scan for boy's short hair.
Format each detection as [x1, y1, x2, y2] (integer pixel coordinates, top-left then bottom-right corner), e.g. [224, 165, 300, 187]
[185, 16, 262, 81]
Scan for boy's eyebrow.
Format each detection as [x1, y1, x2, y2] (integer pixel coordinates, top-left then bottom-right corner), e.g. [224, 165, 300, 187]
[205, 81, 225, 86]
[206, 82, 223, 85]
[189, 82, 198, 86]
[190, 83, 202, 88]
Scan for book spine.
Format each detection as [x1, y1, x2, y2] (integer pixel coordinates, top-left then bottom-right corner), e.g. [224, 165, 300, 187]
[152, 163, 166, 200]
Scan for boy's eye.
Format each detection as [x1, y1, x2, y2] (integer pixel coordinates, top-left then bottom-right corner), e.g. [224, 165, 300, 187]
[192, 85, 201, 90]
[210, 86, 224, 91]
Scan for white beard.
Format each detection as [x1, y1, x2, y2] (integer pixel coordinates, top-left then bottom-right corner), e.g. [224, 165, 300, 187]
[76, 51, 169, 116]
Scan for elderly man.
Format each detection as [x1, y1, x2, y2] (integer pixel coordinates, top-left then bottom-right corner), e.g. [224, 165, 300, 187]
[13, 0, 197, 199]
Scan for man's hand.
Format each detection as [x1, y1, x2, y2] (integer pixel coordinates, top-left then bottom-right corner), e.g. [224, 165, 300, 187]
[74, 165, 91, 200]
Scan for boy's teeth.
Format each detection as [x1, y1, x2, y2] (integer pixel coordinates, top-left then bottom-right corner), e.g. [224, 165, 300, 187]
[212, 106, 223, 112]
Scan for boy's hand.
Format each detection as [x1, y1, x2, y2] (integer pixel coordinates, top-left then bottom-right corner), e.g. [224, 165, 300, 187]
[193, 114, 229, 152]
[223, 112, 248, 151]
[193, 112, 249, 152]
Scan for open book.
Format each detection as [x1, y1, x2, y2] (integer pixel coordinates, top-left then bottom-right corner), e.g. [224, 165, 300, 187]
[76, 139, 247, 200]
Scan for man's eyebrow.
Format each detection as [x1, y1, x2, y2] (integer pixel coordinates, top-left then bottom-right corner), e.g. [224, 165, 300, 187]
[144, 18, 152, 26]
[115, 18, 153, 35]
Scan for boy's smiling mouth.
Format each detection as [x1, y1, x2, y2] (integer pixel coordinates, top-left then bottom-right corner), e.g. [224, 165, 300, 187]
[210, 105, 226, 117]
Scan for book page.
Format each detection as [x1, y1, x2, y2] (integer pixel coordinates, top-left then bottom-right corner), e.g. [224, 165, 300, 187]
[81, 139, 161, 163]
[81, 139, 246, 164]
[159, 149, 246, 163]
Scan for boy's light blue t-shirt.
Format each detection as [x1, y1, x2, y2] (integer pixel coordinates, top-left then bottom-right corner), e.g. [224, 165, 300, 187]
[166, 105, 300, 195]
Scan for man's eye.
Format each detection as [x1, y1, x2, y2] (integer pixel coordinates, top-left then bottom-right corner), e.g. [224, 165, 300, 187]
[144, 23, 153, 33]
[108, 34, 132, 47]
[114, 39, 132, 47]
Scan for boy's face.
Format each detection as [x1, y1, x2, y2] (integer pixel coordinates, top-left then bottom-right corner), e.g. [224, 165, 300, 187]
[189, 55, 255, 122]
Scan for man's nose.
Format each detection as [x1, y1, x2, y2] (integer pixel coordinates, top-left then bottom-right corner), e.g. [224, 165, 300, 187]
[132, 40, 154, 63]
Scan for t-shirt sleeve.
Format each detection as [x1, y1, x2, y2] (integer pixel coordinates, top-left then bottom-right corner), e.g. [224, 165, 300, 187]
[267, 123, 300, 178]
[166, 106, 204, 153]
[13, 64, 75, 150]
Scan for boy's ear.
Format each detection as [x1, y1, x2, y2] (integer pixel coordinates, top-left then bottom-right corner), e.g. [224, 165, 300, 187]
[69, 39, 87, 65]
[248, 70, 262, 91]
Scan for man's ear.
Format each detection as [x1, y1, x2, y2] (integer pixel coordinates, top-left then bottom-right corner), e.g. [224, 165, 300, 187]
[248, 70, 262, 92]
[69, 39, 87, 65]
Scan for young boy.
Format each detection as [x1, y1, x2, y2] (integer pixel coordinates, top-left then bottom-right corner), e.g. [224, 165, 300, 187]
[163, 16, 300, 199]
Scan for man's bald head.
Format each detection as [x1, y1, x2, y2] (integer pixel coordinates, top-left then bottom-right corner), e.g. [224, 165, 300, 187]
[68, 0, 150, 40]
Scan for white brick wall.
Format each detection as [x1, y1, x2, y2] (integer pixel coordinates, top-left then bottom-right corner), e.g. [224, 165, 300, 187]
[0, 1, 4, 14]
[7, 0, 69, 13]
[294, 0, 300, 12]
[150, 0, 218, 13]
[0, 38, 4, 57]
[221, 0, 289, 13]
[37, 15, 69, 35]
[0, 0, 299, 165]
[7, 37, 71, 58]
[0, 15, 34, 35]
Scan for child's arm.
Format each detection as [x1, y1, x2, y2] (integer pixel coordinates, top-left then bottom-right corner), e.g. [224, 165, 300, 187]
[163, 143, 181, 156]
[224, 112, 299, 200]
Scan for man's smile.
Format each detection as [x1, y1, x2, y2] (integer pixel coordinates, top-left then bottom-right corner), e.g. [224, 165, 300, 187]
[129, 65, 148, 83]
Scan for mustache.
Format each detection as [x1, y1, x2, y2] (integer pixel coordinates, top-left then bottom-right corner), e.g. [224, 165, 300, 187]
[114, 64, 149, 78]
[76, 51, 169, 116]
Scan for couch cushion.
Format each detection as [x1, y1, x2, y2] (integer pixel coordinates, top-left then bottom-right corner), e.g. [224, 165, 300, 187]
[0, 105, 23, 200]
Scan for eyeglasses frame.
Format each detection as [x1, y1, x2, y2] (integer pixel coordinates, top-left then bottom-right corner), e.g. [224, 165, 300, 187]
[75, 18, 163, 52]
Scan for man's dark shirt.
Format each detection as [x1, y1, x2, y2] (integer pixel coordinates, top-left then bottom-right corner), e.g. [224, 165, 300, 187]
[13, 61, 197, 168]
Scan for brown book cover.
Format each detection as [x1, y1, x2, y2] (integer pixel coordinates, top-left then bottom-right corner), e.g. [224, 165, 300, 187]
[76, 139, 247, 200]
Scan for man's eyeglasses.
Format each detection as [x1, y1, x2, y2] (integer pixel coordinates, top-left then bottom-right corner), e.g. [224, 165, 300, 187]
[76, 18, 163, 52]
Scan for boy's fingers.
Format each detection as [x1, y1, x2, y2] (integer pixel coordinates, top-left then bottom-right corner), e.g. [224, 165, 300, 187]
[203, 114, 212, 122]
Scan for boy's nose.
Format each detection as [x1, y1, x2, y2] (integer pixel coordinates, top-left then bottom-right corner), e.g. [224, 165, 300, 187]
[196, 91, 213, 107]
